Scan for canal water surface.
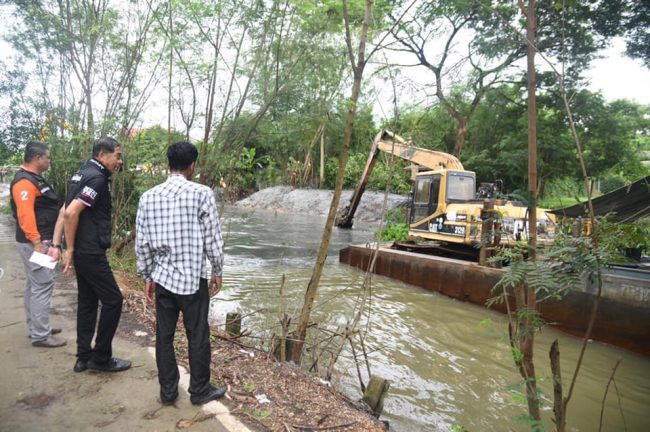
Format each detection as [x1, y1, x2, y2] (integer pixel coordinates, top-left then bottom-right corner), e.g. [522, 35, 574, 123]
[211, 206, 649, 432]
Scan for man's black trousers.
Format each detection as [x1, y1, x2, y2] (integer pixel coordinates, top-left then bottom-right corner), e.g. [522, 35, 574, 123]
[75, 252, 123, 364]
[155, 278, 212, 401]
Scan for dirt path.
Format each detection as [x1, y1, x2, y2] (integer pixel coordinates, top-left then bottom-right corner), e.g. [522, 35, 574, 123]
[0, 216, 249, 432]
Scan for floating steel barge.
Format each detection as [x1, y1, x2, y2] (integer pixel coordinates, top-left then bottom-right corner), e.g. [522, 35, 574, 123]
[339, 244, 650, 357]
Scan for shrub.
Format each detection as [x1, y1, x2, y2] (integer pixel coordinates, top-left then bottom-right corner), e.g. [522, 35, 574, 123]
[599, 216, 650, 262]
[375, 223, 409, 241]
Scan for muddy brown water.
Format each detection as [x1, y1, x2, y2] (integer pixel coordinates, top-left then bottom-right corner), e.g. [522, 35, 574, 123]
[211, 206, 649, 432]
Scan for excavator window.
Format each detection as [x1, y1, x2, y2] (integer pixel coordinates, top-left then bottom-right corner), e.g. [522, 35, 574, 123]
[447, 173, 475, 202]
[411, 175, 440, 224]
[414, 177, 431, 204]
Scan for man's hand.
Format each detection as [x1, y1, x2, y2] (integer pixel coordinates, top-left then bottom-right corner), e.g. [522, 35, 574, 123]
[33, 241, 45, 254]
[209, 275, 222, 297]
[145, 281, 156, 305]
[46, 246, 60, 262]
[63, 250, 74, 277]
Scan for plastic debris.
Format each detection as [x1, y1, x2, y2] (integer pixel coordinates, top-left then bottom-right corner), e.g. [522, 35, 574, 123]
[255, 394, 271, 404]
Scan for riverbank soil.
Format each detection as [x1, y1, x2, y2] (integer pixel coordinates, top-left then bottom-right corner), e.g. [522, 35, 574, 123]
[0, 214, 385, 432]
[118, 270, 387, 432]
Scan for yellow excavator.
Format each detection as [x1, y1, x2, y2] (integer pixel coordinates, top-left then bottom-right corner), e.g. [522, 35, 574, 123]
[335, 130, 556, 249]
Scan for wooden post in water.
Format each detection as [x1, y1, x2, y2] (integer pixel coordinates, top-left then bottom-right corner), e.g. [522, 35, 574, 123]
[491, 221, 503, 268]
[225, 313, 242, 337]
[362, 376, 390, 417]
[479, 200, 495, 266]
[572, 217, 582, 237]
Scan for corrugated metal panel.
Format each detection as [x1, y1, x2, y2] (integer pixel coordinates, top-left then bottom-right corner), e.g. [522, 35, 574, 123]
[550, 175, 650, 222]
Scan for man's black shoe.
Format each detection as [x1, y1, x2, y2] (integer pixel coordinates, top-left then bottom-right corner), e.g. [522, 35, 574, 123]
[73, 359, 88, 373]
[86, 358, 132, 372]
[190, 385, 226, 405]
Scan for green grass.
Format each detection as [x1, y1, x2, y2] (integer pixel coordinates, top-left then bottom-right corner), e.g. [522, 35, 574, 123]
[538, 195, 588, 210]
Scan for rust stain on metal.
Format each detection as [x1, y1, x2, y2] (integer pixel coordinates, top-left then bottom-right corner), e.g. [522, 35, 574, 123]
[340, 245, 650, 357]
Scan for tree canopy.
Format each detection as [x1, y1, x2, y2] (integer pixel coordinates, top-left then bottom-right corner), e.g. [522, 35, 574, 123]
[0, 0, 647, 201]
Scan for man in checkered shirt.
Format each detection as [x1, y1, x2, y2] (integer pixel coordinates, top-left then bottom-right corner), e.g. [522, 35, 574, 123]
[136, 141, 226, 406]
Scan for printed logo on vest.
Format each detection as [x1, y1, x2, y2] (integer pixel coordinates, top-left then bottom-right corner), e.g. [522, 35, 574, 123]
[81, 186, 98, 200]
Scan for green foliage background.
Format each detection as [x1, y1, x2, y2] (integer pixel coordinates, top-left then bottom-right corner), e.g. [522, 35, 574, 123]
[0, 0, 648, 244]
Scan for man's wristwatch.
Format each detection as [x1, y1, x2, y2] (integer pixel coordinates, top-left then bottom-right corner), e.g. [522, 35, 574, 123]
[52, 244, 62, 251]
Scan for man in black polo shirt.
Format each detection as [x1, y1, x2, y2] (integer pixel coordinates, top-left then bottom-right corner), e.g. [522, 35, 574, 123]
[63, 137, 131, 373]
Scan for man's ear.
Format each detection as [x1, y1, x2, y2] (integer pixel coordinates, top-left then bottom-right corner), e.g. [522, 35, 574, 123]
[184, 162, 196, 179]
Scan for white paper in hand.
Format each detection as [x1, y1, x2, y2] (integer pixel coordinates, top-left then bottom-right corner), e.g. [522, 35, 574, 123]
[29, 251, 57, 269]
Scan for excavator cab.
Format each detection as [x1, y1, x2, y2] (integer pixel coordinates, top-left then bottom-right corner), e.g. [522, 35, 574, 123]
[409, 170, 478, 241]
[409, 171, 476, 225]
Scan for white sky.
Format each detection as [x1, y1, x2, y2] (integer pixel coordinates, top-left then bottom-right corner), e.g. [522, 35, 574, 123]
[0, 9, 648, 131]
[584, 38, 650, 104]
[369, 35, 650, 125]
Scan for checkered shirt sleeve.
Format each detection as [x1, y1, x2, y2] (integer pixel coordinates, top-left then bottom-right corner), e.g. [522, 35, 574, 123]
[135, 175, 224, 295]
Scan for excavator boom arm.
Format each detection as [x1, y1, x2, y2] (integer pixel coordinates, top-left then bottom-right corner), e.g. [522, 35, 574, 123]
[376, 131, 463, 171]
[335, 130, 463, 228]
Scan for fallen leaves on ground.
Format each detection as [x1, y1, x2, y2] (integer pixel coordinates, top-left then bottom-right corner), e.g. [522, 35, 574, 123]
[117, 271, 386, 432]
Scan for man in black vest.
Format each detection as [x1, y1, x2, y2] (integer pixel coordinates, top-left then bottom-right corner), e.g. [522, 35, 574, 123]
[63, 137, 131, 373]
[10, 141, 66, 348]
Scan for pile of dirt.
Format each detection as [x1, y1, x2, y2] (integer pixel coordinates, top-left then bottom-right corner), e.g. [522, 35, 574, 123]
[235, 187, 408, 224]
[117, 271, 386, 432]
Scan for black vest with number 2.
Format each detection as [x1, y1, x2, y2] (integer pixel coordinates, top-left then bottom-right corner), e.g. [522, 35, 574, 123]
[10, 169, 59, 243]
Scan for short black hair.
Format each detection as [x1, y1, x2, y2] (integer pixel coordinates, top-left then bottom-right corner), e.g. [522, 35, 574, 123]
[167, 141, 198, 171]
[92, 136, 121, 157]
[24, 141, 49, 163]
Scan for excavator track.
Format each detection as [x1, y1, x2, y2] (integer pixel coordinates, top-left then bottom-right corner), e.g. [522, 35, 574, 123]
[392, 240, 480, 261]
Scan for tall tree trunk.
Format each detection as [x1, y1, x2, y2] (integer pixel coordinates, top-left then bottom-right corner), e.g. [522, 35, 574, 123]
[85, 82, 94, 138]
[520, 0, 541, 424]
[291, 0, 373, 364]
[320, 132, 325, 187]
[199, 28, 222, 185]
[452, 117, 468, 157]
[167, 0, 173, 147]
[526, 1, 538, 258]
